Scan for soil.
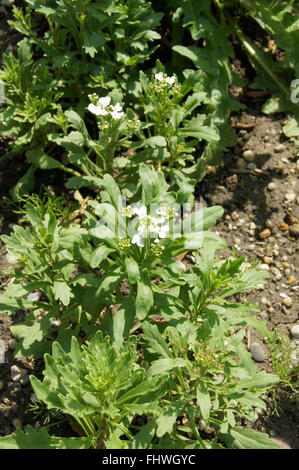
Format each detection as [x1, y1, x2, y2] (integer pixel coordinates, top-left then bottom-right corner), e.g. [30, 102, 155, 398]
[0, 3, 298, 449]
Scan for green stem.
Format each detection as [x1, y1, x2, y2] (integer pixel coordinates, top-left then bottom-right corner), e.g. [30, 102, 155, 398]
[235, 29, 289, 98]
[59, 163, 81, 177]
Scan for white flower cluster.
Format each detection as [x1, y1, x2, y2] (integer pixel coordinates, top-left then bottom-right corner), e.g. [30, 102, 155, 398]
[122, 205, 171, 247]
[88, 96, 124, 120]
[154, 72, 175, 87]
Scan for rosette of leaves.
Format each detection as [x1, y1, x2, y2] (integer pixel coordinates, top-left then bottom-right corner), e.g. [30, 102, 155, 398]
[81, 164, 225, 345]
[137, 322, 280, 449]
[0, 331, 169, 449]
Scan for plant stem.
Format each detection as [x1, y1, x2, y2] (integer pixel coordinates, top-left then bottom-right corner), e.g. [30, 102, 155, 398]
[234, 29, 289, 99]
[59, 164, 81, 177]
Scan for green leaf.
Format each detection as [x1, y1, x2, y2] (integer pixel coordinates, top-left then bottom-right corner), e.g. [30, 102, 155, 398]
[147, 358, 188, 377]
[142, 322, 172, 358]
[228, 427, 280, 449]
[125, 257, 140, 284]
[54, 279, 73, 306]
[138, 136, 167, 148]
[9, 165, 36, 202]
[109, 296, 136, 346]
[283, 118, 299, 137]
[196, 381, 211, 420]
[129, 420, 156, 449]
[90, 245, 115, 268]
[0, 426, 93, 449]
[101, 174, 122, 209]
[82, 269, 124, 315]
[156, 397, 189, 438]
[136, 275, 154, 320]
[26, 147, 62, 170]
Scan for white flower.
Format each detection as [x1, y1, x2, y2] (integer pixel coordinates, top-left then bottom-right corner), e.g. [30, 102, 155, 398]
[111, 110, 124, 120]
[154, 72, 175, 87]
[133, 206, 147, 218]
[132, 234, 145, 247]
[88, 103, 108, 116]
[157, 225, 169, 238]
[112, 103, 123, 112]
[98, 96, 111, 107]
[165, 75, 175, 86]
[154, 72, 164, 82]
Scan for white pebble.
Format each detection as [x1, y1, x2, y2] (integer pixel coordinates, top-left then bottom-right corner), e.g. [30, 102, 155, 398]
[250, 343, 265, 362]
[267, 182, 276, 191]
[243, 150, 255, 161]
[285, 192, 296, 202]
[11, 365, 27, 383]
[291, 325, 299, 339]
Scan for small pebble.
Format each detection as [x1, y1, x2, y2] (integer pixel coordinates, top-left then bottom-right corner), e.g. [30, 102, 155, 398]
[285, 192, 296, 202]
[259, 228, 271, 239]
[263, 256, 273, 265]
[231, 211, 239, 220]
[243, 150, 255, 161]
[10, 365, 27, 383]
[250, 343, 265, 362]
[289, 224, 299, 237]
[260, 264, 270, 271]
[287, 275, 296, 285]
[236, 158, 247, 169]
[282, 297, 292, 307]
[291, 325, 299, 339]
[270, 267, 282, 280]
[274, 144, 286, 153]
[247, 162, 257, 170]
[274, 302, 282, 310]
[236, 219, 245, 227]
[8, 339, 17, 350]
[20, 375, 30, 386]
[249, 222, 257, 230]
[267, 182, 276, 191]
